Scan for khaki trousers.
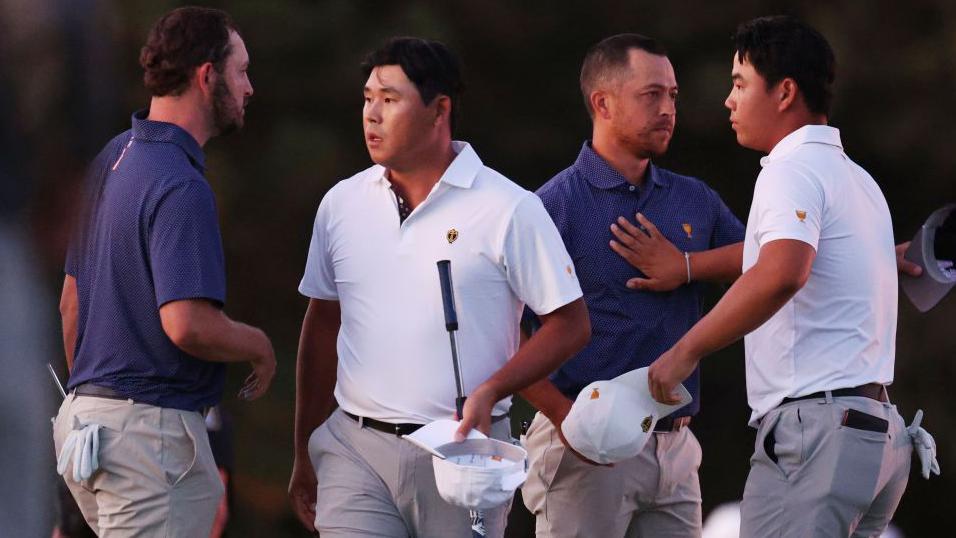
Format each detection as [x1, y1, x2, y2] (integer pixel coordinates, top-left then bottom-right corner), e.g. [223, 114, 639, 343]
[309, 408, 513, 537]
[521, 412, 702, 538]
[52, 393, 223, 537]
[740, 395, 911, 538]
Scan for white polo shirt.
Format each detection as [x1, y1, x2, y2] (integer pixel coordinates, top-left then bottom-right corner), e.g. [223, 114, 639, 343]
[742, 125, 898, 425]
[299, 141, 583, 423]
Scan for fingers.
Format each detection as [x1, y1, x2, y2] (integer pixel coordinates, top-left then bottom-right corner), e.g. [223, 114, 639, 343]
[616, 216, 649, 242]
[635, 212, 660, 238]
[291, 491, 317, 532]
[896, 242, 923, 277]
[454, 416, 474, 442]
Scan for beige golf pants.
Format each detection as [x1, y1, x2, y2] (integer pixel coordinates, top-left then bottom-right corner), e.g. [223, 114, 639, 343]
[309, 408, 513, 537]
[52, 393, 223, 537]
[740, 395, 912, 537]
[522, 412, 702, 538]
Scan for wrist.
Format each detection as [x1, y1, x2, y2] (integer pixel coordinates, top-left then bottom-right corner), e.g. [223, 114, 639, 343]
[672, 338, 703, 366]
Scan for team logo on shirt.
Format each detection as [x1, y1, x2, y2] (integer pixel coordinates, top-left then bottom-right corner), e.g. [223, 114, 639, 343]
[590, 388, 601, 400]
[682, 223, 693, 238]
[795, 210, 807, 222]
[447, 228, 459, 243]
[566, 264, 574, 277]
[641, 415, 653, 433]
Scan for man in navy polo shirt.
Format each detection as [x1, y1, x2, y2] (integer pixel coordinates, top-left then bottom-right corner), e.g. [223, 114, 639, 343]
[54, 7, 275, 536]
[520, 34, 744, 538]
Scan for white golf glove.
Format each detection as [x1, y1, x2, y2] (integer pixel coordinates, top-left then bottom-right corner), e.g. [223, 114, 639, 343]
[57, 422, 102, 482]
[906, 409, 940, 480]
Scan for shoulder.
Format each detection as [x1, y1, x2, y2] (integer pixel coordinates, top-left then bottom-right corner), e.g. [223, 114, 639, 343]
[321, 163, 385, 206]
[655, 166, 727, 207]
[471, 164, 536, 208]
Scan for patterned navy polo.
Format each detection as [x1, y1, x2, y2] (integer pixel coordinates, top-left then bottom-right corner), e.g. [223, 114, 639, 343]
[64, 110, 226, 412]
[537, 142, 744, 416]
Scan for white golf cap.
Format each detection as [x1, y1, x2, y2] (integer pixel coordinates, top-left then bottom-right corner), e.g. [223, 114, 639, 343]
[404, 419, 527, 510]
[902, 204, 956, 312]
[561, 367, 692, 464]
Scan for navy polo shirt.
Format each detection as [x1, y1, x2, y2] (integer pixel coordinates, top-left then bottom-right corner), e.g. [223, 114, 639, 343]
[64, 110, 227, 412]
[537, 142, 744, 416]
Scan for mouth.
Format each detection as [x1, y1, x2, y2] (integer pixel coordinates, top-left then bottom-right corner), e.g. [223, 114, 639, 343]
[366, 133, 383, 147]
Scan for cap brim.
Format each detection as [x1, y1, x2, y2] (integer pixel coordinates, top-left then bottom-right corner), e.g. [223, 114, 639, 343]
[613, 367, 692, 416]
[902, 205, 956, 313]
[403, 419, 487, 459]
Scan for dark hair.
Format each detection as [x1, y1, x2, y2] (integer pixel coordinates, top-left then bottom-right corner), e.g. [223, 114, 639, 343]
[734, 16, 836, 116]
[361, 37, 464, 133]
[139, 7, 240, 97]
[580, 33, 668, 119]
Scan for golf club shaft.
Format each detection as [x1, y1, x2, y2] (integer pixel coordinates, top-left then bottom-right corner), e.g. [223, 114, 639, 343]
[436, 260, 486, 537]
[47, 363, 67, 399]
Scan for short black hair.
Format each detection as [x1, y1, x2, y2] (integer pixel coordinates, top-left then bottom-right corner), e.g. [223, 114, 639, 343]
[733, 15, 836, 116]
[361, 37, 464, 133]
[580, 33, 668, 119]
[139, 7, 239, 97]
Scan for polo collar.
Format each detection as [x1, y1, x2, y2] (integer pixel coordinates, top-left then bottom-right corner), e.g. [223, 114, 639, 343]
[761, 125, 842, 167]
[131, 109, 206, 171]
[374, 140, 483, 189]
[574, 141, 668, 190]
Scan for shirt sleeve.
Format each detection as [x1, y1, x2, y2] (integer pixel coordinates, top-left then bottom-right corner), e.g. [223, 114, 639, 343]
[149, 180, 227, 307]
[298, 191, 338, 300]
[502, 193, 583, 315]
[708, 186, 746, 248]
[752, 163, 825, 251]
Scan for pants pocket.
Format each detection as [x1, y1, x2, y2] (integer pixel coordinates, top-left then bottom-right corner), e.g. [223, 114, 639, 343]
[165, 412, 199, 487]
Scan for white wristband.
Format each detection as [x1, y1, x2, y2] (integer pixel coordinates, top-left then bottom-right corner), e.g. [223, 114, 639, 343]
[684, 251, 691, 284]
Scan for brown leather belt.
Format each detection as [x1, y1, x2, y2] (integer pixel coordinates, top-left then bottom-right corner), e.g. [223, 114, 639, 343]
[345, 411, 509, 437]
[781, 382, 888, 405]
[654, 415, 691, 432]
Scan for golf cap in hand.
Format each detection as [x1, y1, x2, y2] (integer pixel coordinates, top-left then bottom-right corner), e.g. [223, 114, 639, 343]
[404, 419, 527, 510]
[902, 204, 956, 312]
[561, 367, 693, 464]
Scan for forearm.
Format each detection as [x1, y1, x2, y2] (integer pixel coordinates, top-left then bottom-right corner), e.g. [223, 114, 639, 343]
[480, 298, 589, 402]
[677, 251, 804, 360]
[60, 275, 78, 372]
[689, 242, 743, 283]
[183, 315, 271, 364]
[519, 378, 573, 425]
[293, 300, 340, 460]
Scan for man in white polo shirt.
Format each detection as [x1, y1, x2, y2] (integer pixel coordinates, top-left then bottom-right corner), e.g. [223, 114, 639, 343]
[287, 37, 589, 537]
[645, 16, 913, 537]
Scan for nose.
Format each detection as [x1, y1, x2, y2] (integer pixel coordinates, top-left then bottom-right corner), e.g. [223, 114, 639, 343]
[724, 89, 735, 111]
[364, 99, 381, 125]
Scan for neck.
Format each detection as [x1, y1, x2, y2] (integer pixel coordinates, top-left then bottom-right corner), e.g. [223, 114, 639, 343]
[387, 139, 457, 207]
[764, 112, 828, 153]
[591, 126, 650, 186]
[147, 95, 212, 147]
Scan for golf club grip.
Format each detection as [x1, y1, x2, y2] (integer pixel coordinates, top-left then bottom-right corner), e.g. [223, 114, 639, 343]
[436, 260, 458, 331]
[456, 396, 466, 420]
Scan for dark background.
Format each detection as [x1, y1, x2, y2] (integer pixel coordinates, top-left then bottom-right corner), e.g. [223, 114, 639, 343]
[5, 0, 954, 535]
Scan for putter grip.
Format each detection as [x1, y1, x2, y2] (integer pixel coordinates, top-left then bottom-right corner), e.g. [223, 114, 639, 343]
[437, 260, 458, 331]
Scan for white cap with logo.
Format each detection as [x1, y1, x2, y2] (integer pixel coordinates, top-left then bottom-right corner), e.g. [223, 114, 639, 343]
[404, 419, 527, 510]
[561, 367, 693, 464]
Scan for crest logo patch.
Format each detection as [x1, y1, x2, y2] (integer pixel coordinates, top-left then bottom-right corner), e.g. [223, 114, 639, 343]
[641, 415, 653, 433]
[447, 228, 459, 243]
[795, 210, 807, 222]
[590, 388, 601, 400]
[682, 223, 693, 238]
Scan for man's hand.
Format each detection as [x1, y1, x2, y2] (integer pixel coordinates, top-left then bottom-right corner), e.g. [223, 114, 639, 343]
[648, 344, 700, 405]
[896, 241, 923, 277]
[455, 383, 499, 441]
[288, 458, 318, 532]
[239, 343, 276, 401]
[609, 213, 686, 292]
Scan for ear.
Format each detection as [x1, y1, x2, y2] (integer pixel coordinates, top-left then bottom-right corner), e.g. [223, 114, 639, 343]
[591, 90, 612, 121]
[195, 62, 216, 97]
[777, 78, 798, 112]
[433, 94, 452, 127]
